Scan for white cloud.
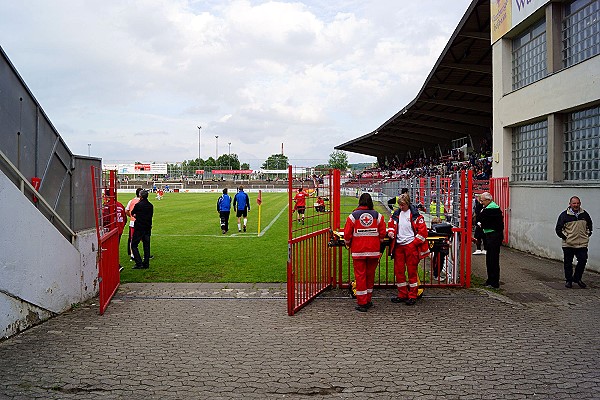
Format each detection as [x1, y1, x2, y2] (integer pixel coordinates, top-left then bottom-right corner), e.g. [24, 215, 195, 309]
[0, 0, 472, 168]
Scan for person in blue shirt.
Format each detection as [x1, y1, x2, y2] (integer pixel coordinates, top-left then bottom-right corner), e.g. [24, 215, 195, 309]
[233, 185, 250, 232]
[216, 188, 232, 234]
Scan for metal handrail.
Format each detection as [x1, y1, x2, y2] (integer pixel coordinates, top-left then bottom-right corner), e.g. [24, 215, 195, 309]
[0, 149, 75, 242]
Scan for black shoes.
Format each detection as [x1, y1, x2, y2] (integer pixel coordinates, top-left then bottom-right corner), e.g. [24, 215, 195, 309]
[391, 297, 407, 304]
[222, 230, 226, 234]
[365, 301, 373, 309]
[565, 281, 573, 288]
[243, 225, 247, 232]
[575, 280, 587, 288]
[405, 298, 416, 306]
[355, 305, 368, 312]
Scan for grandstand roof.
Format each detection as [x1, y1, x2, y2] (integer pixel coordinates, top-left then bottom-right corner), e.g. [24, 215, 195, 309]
[336, 0, 491, 160]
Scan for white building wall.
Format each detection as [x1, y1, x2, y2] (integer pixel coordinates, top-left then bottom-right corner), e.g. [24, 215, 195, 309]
[0, 171, 99, 338]
[492, 4, 600, 272]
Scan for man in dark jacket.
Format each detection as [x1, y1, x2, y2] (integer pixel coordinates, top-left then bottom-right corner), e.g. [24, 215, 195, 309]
[131, 190, 154, 269]
[555, 196, 593, 288]
[477, 192, 504, 288]
[217, 188, 232, 234]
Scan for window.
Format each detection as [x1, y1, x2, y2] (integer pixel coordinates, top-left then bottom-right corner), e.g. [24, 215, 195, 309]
[563, 0, 600, 67]
[512, 120, 548, 181]
[512, 19, 547, 90]
[564, 105, 600, 181]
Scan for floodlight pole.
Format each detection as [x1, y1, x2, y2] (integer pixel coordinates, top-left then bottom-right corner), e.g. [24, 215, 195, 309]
[197, 126, 202, 164]
[87, 143, 91, 157]
[215, 136, 219, 162]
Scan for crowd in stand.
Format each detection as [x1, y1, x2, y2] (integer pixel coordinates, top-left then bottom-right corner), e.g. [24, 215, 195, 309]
[350, 141, 493, 183]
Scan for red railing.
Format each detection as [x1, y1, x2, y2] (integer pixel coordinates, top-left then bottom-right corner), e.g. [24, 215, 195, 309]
[91, 168, 121, 315]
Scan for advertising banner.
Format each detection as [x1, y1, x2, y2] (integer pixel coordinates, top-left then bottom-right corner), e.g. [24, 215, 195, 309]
[491, 0, 550, 43]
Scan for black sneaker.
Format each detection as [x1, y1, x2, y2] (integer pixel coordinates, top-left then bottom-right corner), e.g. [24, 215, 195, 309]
[243, 225, 246, 232]
[405, 298, 416, 306]
[575, 280, 587, 289]
[391, 297, 407, 304]
[565, 281, 573, 288]
[355, 305, 368, 312]
[365, 301, 373, 309]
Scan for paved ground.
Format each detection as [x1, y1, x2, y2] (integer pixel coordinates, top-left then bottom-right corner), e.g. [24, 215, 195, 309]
[1, 248, 599, 399]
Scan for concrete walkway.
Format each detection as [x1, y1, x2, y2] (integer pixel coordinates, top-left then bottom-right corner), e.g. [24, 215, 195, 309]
[1, 248, 599, 399]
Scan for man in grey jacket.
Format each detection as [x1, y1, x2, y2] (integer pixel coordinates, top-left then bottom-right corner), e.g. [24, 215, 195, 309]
[555, 196, 593, 288]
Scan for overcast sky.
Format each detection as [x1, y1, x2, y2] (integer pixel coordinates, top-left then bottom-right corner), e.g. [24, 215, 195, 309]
[0, 0, 472, 169]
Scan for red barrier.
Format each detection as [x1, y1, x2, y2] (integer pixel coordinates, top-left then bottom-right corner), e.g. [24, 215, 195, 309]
[91, 168, 121, 315]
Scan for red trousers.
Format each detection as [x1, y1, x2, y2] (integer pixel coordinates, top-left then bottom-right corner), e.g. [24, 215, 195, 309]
[353, 257, 379, 306]
[393, 241, 419, 299]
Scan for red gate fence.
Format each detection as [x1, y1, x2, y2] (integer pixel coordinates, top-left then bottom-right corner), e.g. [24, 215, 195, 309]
[490, 177, 510, 245]
[287, 167, 339, 315]
[91, 167, 120, 315]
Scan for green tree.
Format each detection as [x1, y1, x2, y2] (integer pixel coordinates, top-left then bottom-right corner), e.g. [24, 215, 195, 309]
[217, 154, 240, 170]
[328, 150, 349, 171]
[262, 154, 289, 170]
[241, 162, 250, 170]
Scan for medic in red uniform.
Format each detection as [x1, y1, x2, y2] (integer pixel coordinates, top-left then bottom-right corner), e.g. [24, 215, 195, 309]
[387, 193, 429, 305]
[344, 193, 386, 312]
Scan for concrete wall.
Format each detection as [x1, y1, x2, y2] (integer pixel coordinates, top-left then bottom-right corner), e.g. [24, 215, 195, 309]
[509, 186, 599, 272]
[0, 171, 99, 339]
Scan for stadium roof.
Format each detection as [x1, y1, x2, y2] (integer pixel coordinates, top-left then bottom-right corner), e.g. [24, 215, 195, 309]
[336, 0, 491, 160]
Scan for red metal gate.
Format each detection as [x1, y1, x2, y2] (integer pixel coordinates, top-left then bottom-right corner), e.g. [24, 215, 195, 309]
[91, 167, 121, 315]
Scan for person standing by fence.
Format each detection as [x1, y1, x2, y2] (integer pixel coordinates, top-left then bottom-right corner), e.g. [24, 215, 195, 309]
[387, 193, 429, 306]
[477, 192, 504, 288]
[344, 193, 386, 312]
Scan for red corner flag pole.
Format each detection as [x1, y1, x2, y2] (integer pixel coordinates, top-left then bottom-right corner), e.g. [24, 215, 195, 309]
[257, 190, 262, 235]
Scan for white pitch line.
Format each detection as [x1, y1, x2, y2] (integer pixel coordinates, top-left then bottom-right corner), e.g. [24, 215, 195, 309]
[153, 203, 289, 238]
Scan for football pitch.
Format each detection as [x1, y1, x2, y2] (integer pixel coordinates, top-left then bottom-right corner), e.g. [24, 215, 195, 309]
[117, 191, 390, 283]
[118, 192, 290, 283]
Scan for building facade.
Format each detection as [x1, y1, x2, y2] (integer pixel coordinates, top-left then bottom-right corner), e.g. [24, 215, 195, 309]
[492, 0, 599, 269]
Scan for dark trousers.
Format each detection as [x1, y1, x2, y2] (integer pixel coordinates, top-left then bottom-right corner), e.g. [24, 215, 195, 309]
[131, 229, 151, 268]
[563, 247, 588, 283]
[485, 231, 503, 287]
[219, 211, 230, 232]
[474, 225, 487, 250]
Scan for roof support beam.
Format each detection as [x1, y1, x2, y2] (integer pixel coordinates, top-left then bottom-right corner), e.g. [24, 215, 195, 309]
[458, 31, 489, 40]
[418, 98, 491, 113]
[409, 109, 491, 127]
[439, 62, 491, 74]
[428, 83, 491, 96]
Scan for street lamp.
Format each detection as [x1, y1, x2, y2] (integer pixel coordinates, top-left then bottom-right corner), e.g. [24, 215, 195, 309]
[197, 126, 202, 164]
[228, 142, 232, 169]
[215, 135, 219, 162]
[87, 143, 91, 157]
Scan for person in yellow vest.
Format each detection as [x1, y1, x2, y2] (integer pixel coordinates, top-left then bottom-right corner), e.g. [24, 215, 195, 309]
[429, 198, 445, 221]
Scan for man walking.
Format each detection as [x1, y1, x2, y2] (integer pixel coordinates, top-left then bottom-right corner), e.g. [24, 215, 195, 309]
[233, 185, 250, 232]
[555, 196, 593, 288]
[131, 190, 154, 269]
[217, 188, 232, 234]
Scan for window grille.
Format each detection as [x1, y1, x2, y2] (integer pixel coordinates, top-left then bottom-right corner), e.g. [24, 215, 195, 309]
[512, 120, 548, 181]
[564, 105, 600, 181]
[512, 19, 547, 90]
[563, 0, 600, 67]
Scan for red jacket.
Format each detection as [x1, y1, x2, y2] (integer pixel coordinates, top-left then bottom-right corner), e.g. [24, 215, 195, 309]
[387, 205, 429, 259]
[344, 206, 386, 259]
